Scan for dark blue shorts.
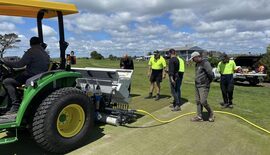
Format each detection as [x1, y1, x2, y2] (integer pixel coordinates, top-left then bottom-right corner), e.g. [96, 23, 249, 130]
[150, 69, 163, 83]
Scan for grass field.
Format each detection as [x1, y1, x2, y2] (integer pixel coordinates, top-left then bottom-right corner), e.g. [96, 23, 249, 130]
[74, 58, 270, 130]
[0, 58, 270, 155]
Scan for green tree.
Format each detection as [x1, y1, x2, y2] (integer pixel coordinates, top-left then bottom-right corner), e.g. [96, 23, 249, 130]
[260, 45, 270, 81]
[0, 33, 21, 58]
[90, 51, 104, 60]
[208, 56, 220, 67]
[147, 52, 152, 56]
[108, 54, 117, 60]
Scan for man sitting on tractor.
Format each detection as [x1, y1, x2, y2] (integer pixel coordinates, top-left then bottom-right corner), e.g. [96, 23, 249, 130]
[1, 36, 50, 115]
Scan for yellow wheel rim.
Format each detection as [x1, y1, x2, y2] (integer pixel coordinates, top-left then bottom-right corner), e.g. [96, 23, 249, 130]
[57, 104, 85, 138]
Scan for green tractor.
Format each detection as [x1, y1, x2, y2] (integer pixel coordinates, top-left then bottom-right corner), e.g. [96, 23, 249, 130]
[0, 0, 94, 153]
[0, 1, 134, 153]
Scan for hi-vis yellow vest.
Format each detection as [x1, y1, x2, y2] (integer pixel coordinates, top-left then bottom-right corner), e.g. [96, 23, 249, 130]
[177, 56, 185, 72]
[148, 56, 166, 70]
[217, 60, 236, 75]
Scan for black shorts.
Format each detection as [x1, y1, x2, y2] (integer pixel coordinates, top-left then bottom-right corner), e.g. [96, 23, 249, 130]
[150, 69, 163, 83]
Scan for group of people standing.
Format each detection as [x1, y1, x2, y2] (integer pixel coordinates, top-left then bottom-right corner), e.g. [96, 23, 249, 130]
[120, 49, 237, 122]
[145, 49, 237, 122]
[142, 50, 185, 111]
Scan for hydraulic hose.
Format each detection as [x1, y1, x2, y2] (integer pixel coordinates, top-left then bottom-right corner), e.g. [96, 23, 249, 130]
[134, 109, 270, 135]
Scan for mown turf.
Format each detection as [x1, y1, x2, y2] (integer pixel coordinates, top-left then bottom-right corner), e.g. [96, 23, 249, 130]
[0, 58, 269, 155]
[75, 59, 270, 130]
[69, 103, 270, 155]
[69, 59, 270, 155]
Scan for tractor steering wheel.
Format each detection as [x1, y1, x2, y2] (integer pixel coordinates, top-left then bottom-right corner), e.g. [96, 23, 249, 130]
[0, 59, 15, 80]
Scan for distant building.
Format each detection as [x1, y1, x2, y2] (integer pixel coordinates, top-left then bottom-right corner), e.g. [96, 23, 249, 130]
[160, 46, 206, 61]
[144, 55, 151, 60]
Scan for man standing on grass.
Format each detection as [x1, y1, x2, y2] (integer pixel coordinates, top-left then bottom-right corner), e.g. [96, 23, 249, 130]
[120, 54, 134, 93]
[190, 51, 215, 122]
[145, 51, 166, 101]
[120, 54, 134, 70]
[168, 49, 185, 111]
[217, 54, 237, 108]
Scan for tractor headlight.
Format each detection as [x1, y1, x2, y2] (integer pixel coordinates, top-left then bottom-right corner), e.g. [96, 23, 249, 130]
[30, 81, 37, 88]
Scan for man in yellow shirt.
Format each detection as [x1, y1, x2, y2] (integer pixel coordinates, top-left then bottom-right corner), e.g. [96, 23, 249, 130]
[217, 54, 237, 108]
[145, 51, 166, 100]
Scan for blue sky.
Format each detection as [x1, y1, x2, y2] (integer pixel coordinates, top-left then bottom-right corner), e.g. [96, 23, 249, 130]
[1, 0, 270, 58]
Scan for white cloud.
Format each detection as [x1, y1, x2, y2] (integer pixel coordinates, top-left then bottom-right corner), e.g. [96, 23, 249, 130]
[170, 9, 198, 26]
[0, 17, 24, 24]
[0, 22, 16, 32]
[31, 25, 57, 37]
[24, 0, 270, 56]
[136, 24, 168, 35]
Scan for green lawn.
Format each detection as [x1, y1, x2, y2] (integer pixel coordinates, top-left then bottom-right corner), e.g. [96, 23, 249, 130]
[75, 58, 270, 131]
[0, 58, 269, 155]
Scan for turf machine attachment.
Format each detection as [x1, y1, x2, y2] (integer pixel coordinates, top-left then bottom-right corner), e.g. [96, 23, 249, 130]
[72, 67, 135, 126]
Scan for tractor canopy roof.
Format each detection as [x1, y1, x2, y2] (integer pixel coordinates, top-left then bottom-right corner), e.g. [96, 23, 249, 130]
[0, 0, 78, 18]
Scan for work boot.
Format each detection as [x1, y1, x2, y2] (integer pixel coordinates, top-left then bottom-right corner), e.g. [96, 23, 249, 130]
[191, 116, 203, 122]
[171, 106, 181, 112]
[169, 101, 176, 108]
[155, 94, 160, 101]
[5, 105, 19, 115]
[144, 93, 153, 99]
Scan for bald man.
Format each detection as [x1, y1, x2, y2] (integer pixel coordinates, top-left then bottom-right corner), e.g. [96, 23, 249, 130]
[120, 54, 134, 69]
[120, 54, 134, 93]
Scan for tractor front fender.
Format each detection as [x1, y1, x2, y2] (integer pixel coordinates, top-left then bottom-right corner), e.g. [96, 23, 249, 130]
[15, 71, 82, 126]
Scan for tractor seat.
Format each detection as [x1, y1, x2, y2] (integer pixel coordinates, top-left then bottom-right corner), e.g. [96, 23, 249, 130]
[15, 62, 59, 90]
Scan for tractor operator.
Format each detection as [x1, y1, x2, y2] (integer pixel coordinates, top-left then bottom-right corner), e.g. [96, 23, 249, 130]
[1, 36, 50, 115]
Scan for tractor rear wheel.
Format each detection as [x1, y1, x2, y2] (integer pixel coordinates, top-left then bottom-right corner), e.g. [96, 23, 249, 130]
[31, 87, 94, 153]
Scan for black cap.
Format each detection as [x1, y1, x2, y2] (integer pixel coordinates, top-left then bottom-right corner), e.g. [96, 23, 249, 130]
[153, 50, 159, 54]
[220, 53, 228, 60]
[30, 36, 41, 46]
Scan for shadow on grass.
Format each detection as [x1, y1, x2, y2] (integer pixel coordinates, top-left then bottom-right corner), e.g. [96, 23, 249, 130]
[201, 112, 212, 121]
[234, 82, 263, 87]
[123, 123, 168, 129]
[129, 94, 141, 98]
[159, 94, 171, 99]
[168, 98, 189, 105]
[0, 125, 105, 155]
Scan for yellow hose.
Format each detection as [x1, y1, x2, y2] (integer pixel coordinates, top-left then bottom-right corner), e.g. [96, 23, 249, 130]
[135, 109, 270, 135]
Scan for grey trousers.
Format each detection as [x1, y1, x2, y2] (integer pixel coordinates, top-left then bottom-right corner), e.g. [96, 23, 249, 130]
[195, 87, 213, 117]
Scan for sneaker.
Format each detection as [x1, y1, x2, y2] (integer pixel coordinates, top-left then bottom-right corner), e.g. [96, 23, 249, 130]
[228, 104, 233, 108]
[209, 115, 215, 122]
[191, 116, 203, 122]
[220, 102, 225, 106]
[221, 103, 229, 109]
[144, 93, 153, 99]
[171, 106, 181, 111]
[155, 94, 160, 101]
[228, 101, 233, 108]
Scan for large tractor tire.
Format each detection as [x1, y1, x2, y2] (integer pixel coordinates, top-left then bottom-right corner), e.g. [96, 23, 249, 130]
[31, 87, 94, 153]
